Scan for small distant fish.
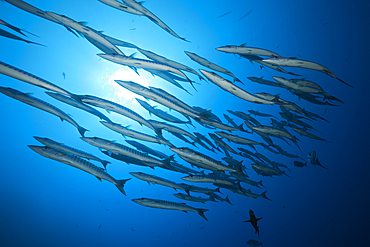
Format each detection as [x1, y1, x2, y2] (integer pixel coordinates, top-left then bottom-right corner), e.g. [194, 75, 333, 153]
[246, 239, 263, 247]
[238, 10, 253, 21]
[307, 151, 327, 169]
[62, 72, 66, 79]
[217, 11, 232, 18]
[244, 210, 263, 238]
[98, 223, 101, 231]
[293, 161, 307, 168]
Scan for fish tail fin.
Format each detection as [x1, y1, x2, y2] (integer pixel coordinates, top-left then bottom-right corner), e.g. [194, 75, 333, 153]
[78, 126, 88, 137]
[115, 178, 131, 196]
[225, 195, 233, 205]
[154, 127, 164, 139]
[261, 191, 272, 201]
[336, 77, 353, 88]
[259, 180, 266, 188]
[196, 208, 209, 221]
[101, 160, 110, 170]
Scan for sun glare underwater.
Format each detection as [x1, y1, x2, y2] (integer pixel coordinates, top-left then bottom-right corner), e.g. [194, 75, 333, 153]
[1, 0, 370, 247]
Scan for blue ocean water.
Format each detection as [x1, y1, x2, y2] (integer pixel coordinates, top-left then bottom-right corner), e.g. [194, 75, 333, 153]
[0, 0, 369, 246]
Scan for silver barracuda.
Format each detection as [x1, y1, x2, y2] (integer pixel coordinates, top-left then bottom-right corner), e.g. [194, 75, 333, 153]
[145, 69, 191, 94]
[223, 114, 240, 129]
[81, 137, 166, 167]
[182, 174, 237, 187]
[291, 127, 329, 142]
[0, 87, 87, 137]
[173, 193, 215, 204]
[0, 28, 43, 46]
[98, 0, 145, 15]
[229, 172, 265, 188]
[116, 80, 201, 120]
[193, 132, 219, 150]
[130, 172, 185, 191]
[247, 76, 284, 88]
[136, 98, 192, 125]
[185, 51, 241, 82]
[262, 57, 352, 87]
[197, 117, 244, 132]
[170, 147, 237, 173]
[148, 86, 199, 115]
[251, 162, 290, 178]
[138, 48, 203, 80]
[100, 121, 172, 146]
[0, 61, 77, 99]
[33, 136, 110, 169]
[125, 140, 169, 159]
[208, 133, 240, 156]
[45, 12, 124, 56]
[121, 0, 187, 41]
[199, 69, 276, 105]
[247, 123, 299, 146]
[215, 131, 261, 146]
[273, 76, 329, 95]
[99, 54, 192, 82]
[101, 150, 159, 168]
[0, 18, 34, 37]
[45, 92, 112, 123]
[216, 44, 281, 57]
[227, 110, 261, 126]
[132, 198, 208, 220]
[74, 94, 160, 135]
[148, 120, 197, 141]
[176, 154, 219, 171]
[28, 145, 130, 195]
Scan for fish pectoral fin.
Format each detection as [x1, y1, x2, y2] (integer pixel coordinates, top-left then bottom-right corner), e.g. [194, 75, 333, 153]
[59, 117, 64, 122]
[95, 176, 102, 182]
[182, 210, 188, 213]
[244, 219, 251, 222]
[256, 217, 263, 221]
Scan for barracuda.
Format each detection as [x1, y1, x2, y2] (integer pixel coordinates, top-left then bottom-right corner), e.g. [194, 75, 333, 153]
[100, 121, 172, 146]
[262, 57, 352, 87]
[0, 61, 77, 99]
[182, 174, 237, 187]
[45, 92, 112, 123]
[200, 69, 276, 105]
[81, 137, 166, 167]
[173, 193, 215, 204]
[132, 198, 208, 221]
[130, 172, 185, 191]
[33, 136, 110, 169]
[0, 87, 87, 137]
[28, 145, 130, 195]
[45, 12, 124, 55]
[98, 0, 145, 15]
[116, 80, 201, 119]
[216, 44, 281, 57]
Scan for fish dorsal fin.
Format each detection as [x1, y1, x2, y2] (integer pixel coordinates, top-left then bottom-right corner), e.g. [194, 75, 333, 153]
[95, 176, 102, 182]
[25, 92, 33, 96]
[129, 52, 137, 58]
[78, 21, 88, 26]
[138, 1, 145, 6]
[106, 109, 111, 114]
[240, 42, 247, 47]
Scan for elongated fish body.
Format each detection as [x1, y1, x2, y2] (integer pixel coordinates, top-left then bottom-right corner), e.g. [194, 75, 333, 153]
[130, 172, 185, 191]
[28, 145, 130, 195]
[0, 61, 76, 98]
[121, 0, 186, 41]
[75, 94, 158, 134]
[198, 118, 243, 132]
[99, 54, 191, 81]
[3, 0, 61, 23]
[193, 132, 218, 150]
[136, 98, 191, 125]
[273, 76, 327, 95]
[182, 174, 237, 187]
[125, 140, 169, 159]
[200, 70, 275, 105]
[223, 114, 240, 128]
[0, 87, 87, 137]
[251, 163, 288, 177]
[33, 136, 110, 169]
[45, 92, 112, 123]
[249, 124, 298, 146]
[216, 45, 281, 57]
[262, 57, 352, 87]
[145, 69, 190, 93]
[248, 110, 276, 118]
[100, 121, 172, 146]
[0, 18, 31, 37]
[116, 80, 200, 120]
[179, 183, 220, 195]
[208, 133, 240, 156]
[132, 198, 208, 221]
[215, 131, 261, 146]
[247, 76, 283, 88]
[98, 0, 145, 15]
[170, 147, 237, 172]
[292, 91, 335, 106]
[227, 110, 261, 126]
[185, 51, 240, 81]
[45, 12, 124, 56]
[103, 35, 138, 48]
[81, 137, 164, 166]
[138, 48, 203, 80]
[149, 86, 199, 115]
[291, 127, 329, 142]
[0, 28, 43, 46]
[148, 120, 197, 141]
[101, 150, 158, 168]
[173, 193, 214, 204]
[229, 172, 264, 188]
[177, 154, 219, 171]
